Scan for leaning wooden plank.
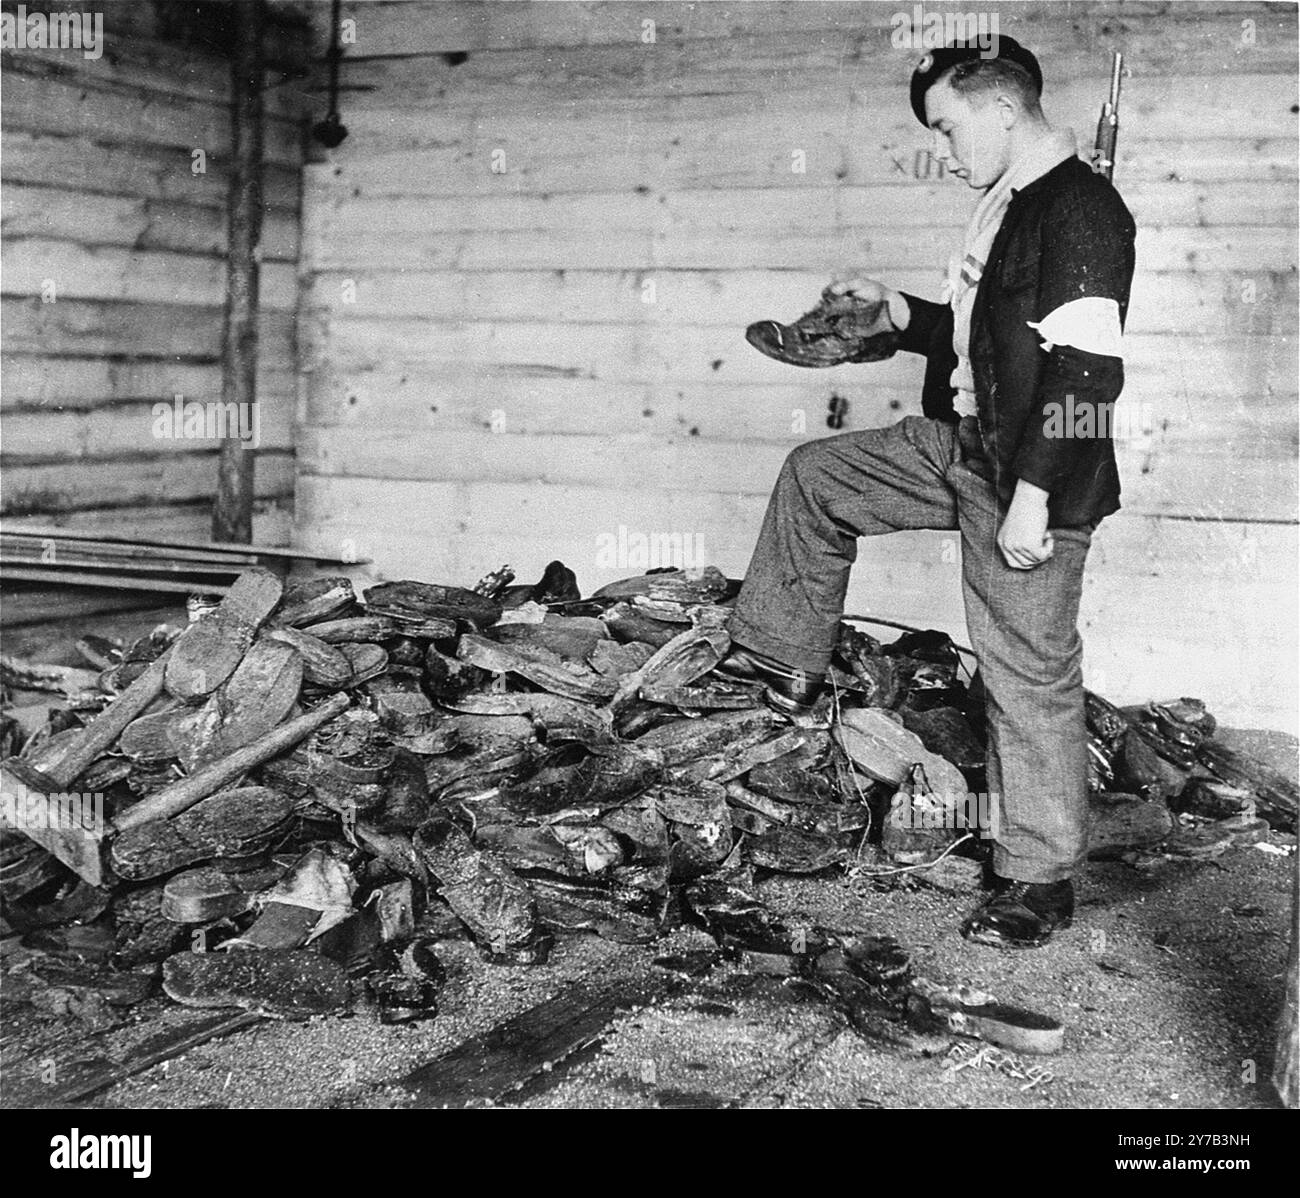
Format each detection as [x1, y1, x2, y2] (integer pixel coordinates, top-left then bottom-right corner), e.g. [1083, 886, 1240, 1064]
[32, 652, 171, 789]
[0, 758, 108, 886]
[1, 532, 261, 566]
[0, 567, 235, 594]
[0, 553, 246, 577]
[0, 524, 366, 564]
[400, 971, 680, 1108]
[112, 692, 352, 831]
[0, 650, 172, 878]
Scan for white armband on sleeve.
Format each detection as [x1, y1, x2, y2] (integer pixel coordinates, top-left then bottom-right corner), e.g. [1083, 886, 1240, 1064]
[1026, 296, 1124, 358]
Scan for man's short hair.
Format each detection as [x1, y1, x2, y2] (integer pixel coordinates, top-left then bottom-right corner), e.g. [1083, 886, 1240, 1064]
[942, 58, 1043, 115]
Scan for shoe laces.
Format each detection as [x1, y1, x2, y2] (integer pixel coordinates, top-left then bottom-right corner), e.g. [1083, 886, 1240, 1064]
[999, 880, 1035, 904]
[796, 298, 879, 341]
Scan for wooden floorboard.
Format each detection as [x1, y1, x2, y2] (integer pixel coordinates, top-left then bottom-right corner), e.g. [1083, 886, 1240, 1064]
[398, 970, 683, 1108]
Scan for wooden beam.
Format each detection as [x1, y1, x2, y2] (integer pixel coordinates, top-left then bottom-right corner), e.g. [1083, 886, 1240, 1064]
[26, 1011, 264, 1108]
[0, 759, 108, 886]
[0, 524, 360, 564]
[113, 691, 352, 831]
[399, 970, 682, 1107]
[213, 0, 265, 544]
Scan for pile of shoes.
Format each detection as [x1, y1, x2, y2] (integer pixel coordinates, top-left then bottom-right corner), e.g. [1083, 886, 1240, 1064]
[1, 560, 1293, 1027]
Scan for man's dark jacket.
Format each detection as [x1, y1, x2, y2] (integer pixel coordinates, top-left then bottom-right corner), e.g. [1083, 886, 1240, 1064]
[897, 155, 1137, 528]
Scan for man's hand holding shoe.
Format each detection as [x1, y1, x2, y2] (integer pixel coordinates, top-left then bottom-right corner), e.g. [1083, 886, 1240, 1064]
[825, 277, 912, 333]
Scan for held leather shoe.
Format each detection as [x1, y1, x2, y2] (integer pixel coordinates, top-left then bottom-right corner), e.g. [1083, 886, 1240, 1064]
[717, 647, 826, 713]
[745, 292, 901, 369]
[961, 877, 1074, 949]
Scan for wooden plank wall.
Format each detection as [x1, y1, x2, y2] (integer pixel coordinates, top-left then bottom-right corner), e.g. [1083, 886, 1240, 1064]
[296, 0, 1299, 730]
[1, 0, 313, 546]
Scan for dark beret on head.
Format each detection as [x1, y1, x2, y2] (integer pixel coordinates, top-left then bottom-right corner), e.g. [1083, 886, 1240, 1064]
[910, 36, 1043, 125]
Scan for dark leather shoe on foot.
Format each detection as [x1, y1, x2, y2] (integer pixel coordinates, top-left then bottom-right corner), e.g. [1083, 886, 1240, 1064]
[717, 647, 826, 713]
[961, 877, 1074, 949]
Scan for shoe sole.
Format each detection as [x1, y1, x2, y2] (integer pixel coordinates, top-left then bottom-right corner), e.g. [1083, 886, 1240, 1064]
[717, 655, 822, 713]
[760, 686, 814, 715]
[961, 915, 1073, 950]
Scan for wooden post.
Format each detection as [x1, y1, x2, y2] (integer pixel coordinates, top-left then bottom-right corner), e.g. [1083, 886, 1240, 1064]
[213, 0, 265, 543]
[1276, 869, 1299, 1108]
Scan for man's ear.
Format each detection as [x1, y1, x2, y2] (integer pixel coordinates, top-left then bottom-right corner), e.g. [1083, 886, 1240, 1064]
[996, 91, 1019, 129]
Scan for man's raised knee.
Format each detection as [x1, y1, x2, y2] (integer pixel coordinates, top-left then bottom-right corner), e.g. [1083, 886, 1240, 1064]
[781, 439, 829, 484]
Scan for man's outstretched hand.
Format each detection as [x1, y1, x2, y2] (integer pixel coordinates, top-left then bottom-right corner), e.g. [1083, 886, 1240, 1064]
[825, 277, 911, 331]
[997, 480, 1054, 570]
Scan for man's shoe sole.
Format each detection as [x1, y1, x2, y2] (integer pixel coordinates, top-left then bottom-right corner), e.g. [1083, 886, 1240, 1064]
[717, 650, 824, 713]
[961, 914, 1073, 950]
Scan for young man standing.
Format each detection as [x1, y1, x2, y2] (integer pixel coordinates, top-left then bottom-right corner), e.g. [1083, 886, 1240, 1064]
[725, 39, 1137, 949]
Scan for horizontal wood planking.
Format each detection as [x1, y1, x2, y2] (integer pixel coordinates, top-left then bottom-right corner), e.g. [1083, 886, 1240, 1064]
[300, 266, 1300, 337]
[295, 374, 1298, 472]
[302, 317, 1297, 398]
[1, 182, 301, 262]
[2, 15, 308, 529]
[0, 66, 305, 166]
[310, 134, 1300, 194]
[321, 1, 1295, 58]
[319, 73, 1298, 161]
[1, 359, 296, 411]
[1, 501, 293, 547]
[295, 421, 1298, 524]
[0, 38, 309, 122]
[302, 222, 1297, 274]
[291, 472, 1297, 728]
[1, 240, 298, 310]
[330, 16, 1300, 104]
[3, 0, 313, 73]
[287, 0, 1299, 732]
[2, 399, 295, 457]
[292, 476, 1299, 591]
[302, 179, 1299, 235]
[301, 372, 922, 438]
[2, 131, 302, 213]
[1, 452, 296, 516]
[0, 297, 297, 363]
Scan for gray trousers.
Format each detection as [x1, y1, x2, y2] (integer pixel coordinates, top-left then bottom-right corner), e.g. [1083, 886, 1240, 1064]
[729, 416, 1093, 883]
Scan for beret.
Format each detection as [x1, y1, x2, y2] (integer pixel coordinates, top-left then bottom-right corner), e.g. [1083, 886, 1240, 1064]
[909, 36, 1043, 126]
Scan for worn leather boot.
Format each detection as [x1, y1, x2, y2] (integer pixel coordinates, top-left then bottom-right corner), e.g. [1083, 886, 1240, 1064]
[717, 646, 826, 713]
[961, 877, 1074, 949]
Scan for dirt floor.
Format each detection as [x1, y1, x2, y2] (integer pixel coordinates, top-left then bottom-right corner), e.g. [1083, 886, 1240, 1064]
[2, 606, 1295, 1109]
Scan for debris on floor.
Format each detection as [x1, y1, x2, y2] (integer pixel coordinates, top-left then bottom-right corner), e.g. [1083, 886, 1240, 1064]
[1, 562, 1296, 1076]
